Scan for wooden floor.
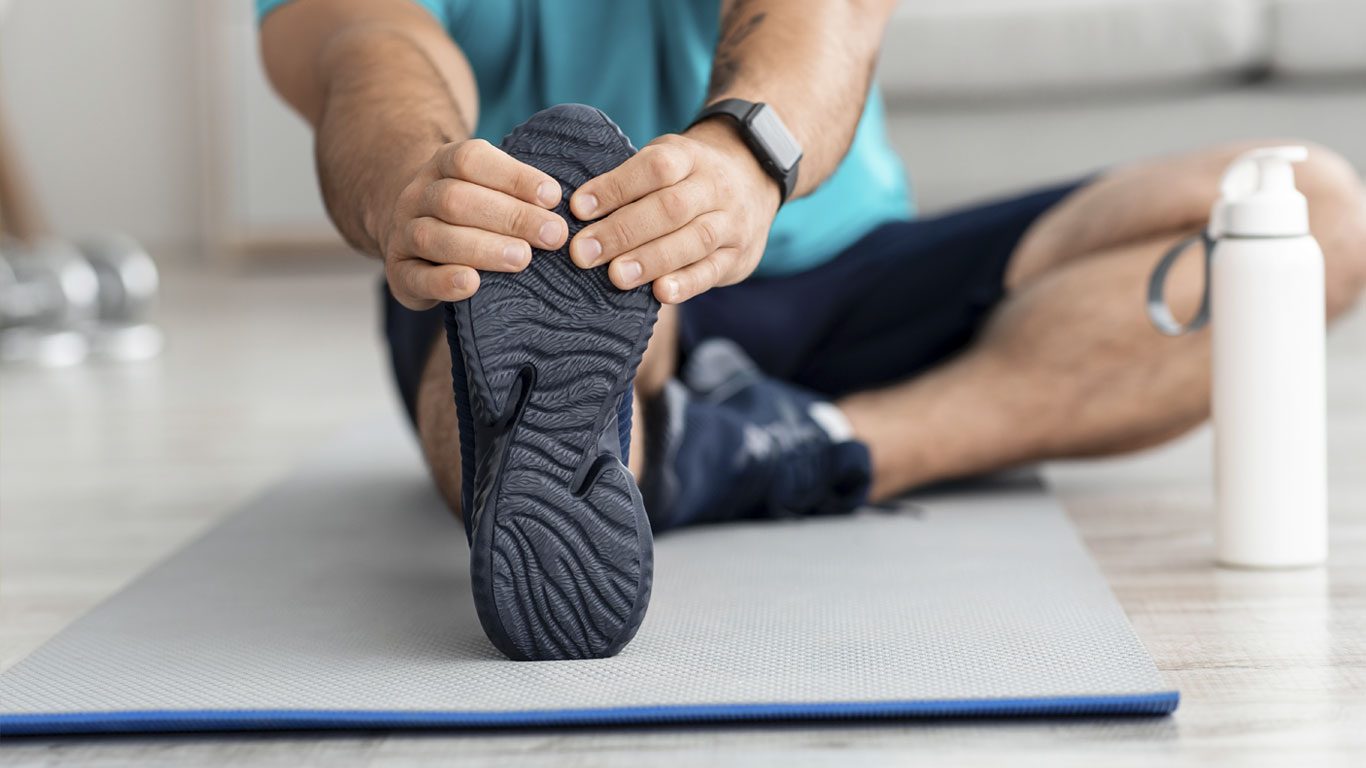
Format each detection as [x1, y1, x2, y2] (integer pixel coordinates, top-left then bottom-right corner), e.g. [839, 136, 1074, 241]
[2, 256, 1364, 766]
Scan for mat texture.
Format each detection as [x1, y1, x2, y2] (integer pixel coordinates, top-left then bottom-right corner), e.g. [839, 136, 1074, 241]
[0, 419, 1177, 735]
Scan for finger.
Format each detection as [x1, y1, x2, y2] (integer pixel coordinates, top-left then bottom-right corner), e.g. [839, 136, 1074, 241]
[434, 139, 561, 207]
[607, 211, 726, 290]
[570, 141, 693, 220]
[571, 178, 712, 268]
[421, 178, 567, 249]
[653, 249, 739, 304]
[403, 217, 532, 272]
[388, 256, 480, 309]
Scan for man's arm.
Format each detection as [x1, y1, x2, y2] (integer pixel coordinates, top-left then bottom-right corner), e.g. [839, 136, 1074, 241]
[568, 0, 898, 304]
[260, 0, 568, 309]
[703, 0, 897, 199]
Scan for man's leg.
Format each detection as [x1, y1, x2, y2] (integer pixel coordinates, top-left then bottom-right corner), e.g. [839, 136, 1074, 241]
[413, 303, 680, 518]
[840, 142, 1366, 502]
[414, 332, 462, 515]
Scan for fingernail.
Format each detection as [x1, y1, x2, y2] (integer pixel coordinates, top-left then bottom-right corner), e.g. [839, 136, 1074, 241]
[578, 237, 602, 266]
[537, 181, 558, 207]
[659, 277, 677, 302]
[452, 271, 470, 290]
[577, 193, 598, 218]
[618, 259, 643, 285]
[504, 242, 526, 268]
[539, 220, 561, 247]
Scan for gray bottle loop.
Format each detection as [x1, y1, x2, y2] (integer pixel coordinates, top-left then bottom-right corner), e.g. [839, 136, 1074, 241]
[1146, 145, 1327, 568]
[1147, 232, 1214, 336]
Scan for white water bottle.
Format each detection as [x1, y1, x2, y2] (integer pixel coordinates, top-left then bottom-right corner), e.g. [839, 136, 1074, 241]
[1148, 146, 1326, 569]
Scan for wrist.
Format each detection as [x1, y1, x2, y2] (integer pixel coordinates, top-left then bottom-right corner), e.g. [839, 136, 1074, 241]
[366, 182, 407, 257]
[366, 140, 446, 256]
[684, 118, 782, 213]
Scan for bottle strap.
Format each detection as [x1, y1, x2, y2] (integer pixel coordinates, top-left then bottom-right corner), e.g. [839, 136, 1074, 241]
[1147, 232, 1214, 336]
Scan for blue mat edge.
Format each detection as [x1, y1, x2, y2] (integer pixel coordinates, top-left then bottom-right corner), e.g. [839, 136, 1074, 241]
[0, 692, 1179, 735]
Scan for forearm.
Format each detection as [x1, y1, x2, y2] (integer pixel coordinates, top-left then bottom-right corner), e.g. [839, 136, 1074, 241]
[311, 29, 473, 256]
[268, 2, 625, 309]
[703, 0, 897, 199]
[261, 0, 481, 258]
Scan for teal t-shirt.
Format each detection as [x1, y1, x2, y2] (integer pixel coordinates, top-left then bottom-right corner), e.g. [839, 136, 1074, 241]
[259, 0, 913, 277]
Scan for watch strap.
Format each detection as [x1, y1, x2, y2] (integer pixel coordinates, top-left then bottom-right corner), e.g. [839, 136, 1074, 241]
[692, 98, 753, 127]
[689, 99, 799, 203]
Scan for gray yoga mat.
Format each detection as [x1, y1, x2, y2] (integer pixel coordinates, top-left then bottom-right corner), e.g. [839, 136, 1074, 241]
[0, 418, 1176, 734]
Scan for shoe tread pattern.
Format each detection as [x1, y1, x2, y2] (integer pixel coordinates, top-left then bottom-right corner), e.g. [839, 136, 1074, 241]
[456, 105, 658, 661]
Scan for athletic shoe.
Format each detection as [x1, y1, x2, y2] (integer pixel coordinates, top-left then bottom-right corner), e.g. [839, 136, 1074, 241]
[641, 338, 872, 532]
[444, 105, 658, 661]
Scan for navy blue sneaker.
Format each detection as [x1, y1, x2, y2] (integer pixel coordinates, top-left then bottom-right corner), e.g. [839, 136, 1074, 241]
[444, 105, 658, 661]
[641, 339, 872, 532]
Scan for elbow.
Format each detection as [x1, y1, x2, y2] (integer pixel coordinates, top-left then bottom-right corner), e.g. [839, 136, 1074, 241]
[258, 12, 327, 125]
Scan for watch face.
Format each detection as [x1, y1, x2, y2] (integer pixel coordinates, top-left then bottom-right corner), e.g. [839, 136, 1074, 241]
[747, 104, 802, 172]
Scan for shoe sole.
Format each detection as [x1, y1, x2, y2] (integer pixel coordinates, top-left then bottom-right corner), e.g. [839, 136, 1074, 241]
[451, 105, 658, 661]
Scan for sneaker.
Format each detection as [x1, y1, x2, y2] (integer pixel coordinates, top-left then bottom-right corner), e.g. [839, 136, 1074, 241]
[641, 339, 872, 532]
[444, 105, 658, 661]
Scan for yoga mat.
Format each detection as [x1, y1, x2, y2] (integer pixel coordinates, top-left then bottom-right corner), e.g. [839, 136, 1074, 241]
[0, 419, 1177, 735]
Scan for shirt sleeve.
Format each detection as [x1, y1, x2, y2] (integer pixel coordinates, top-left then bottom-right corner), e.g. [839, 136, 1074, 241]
[256, 0, 450, 28]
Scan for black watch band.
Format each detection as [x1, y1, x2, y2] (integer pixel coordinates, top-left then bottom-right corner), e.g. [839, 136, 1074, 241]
[688, 98, 802, 203]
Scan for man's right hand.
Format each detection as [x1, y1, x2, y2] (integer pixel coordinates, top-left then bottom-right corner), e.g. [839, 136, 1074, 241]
[380, 139, 569, 310]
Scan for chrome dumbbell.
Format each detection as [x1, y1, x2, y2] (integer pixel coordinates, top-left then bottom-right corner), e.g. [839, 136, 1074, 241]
[0, 237, 97, 366]
[0, 234, 164, 364]
[74, 233, 163, 361]
[76, 232, 159, 323]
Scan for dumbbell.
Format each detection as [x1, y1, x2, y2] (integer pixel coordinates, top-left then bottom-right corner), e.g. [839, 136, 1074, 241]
[0, 234, 163, 365]
[75, 232, 159, 324]
[0, 236, 99, 327]
[73, 232, 163, 361]
[0, 237, 96, 366]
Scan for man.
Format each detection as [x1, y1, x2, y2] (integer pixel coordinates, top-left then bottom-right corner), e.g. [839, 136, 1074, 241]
[260, 0, 1366, 661]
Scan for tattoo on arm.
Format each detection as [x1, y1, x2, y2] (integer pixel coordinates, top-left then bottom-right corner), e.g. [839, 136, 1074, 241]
[707, 0, 766, 101]
[697, 0, 896, 199]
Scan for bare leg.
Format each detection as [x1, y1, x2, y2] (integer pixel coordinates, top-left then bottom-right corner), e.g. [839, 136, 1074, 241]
[415, 303, 680, 519]
[414, 332, 464, 516]
[628, 303, 679, 477]
[841, 141, 1366, 502]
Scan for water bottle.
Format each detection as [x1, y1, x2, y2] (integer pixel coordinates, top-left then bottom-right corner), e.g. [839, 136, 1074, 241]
[1148, 146, 1326, 569]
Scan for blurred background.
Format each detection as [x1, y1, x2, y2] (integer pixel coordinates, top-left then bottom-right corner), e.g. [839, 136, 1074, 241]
[3, 0, 1365, 262]
[2, 0, 1364, 666]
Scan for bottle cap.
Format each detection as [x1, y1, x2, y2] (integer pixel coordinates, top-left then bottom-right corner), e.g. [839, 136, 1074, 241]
[1208, 146, 1310, 238]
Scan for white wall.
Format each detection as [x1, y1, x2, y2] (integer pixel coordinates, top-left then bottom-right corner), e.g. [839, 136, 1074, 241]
[3, 0, 1362, 257]
[208, 0, 335, 250]
[0, 0, 202, 253]
[0, 0, 334, 258]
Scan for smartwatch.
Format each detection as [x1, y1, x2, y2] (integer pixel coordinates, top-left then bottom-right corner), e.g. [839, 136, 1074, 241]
[688, 98, 802, 203]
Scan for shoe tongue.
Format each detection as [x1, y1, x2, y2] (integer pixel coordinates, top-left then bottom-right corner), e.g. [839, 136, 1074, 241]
[682, 339, 759, 398]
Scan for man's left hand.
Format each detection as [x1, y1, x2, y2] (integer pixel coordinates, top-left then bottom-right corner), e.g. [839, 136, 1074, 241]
[568, 119, 781, 304]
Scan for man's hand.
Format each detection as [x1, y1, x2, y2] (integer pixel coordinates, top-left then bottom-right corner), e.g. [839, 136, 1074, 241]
[380, 139, 572, 310]
[568, 119, 781, 304]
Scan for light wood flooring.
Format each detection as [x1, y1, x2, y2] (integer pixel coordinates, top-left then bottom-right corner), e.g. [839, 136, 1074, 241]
[2, 256, 1364, 766]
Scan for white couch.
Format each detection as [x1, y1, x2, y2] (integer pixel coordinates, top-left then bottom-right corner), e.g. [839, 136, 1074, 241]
[878, 0, 1366, 212]
[201, 0, 1366, 254]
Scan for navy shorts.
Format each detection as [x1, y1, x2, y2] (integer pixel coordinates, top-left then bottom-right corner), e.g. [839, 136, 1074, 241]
[382, 178, 1086, 422]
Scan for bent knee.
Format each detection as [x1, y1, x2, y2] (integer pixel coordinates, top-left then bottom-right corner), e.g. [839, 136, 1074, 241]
[1293, 143, 1366, 317]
